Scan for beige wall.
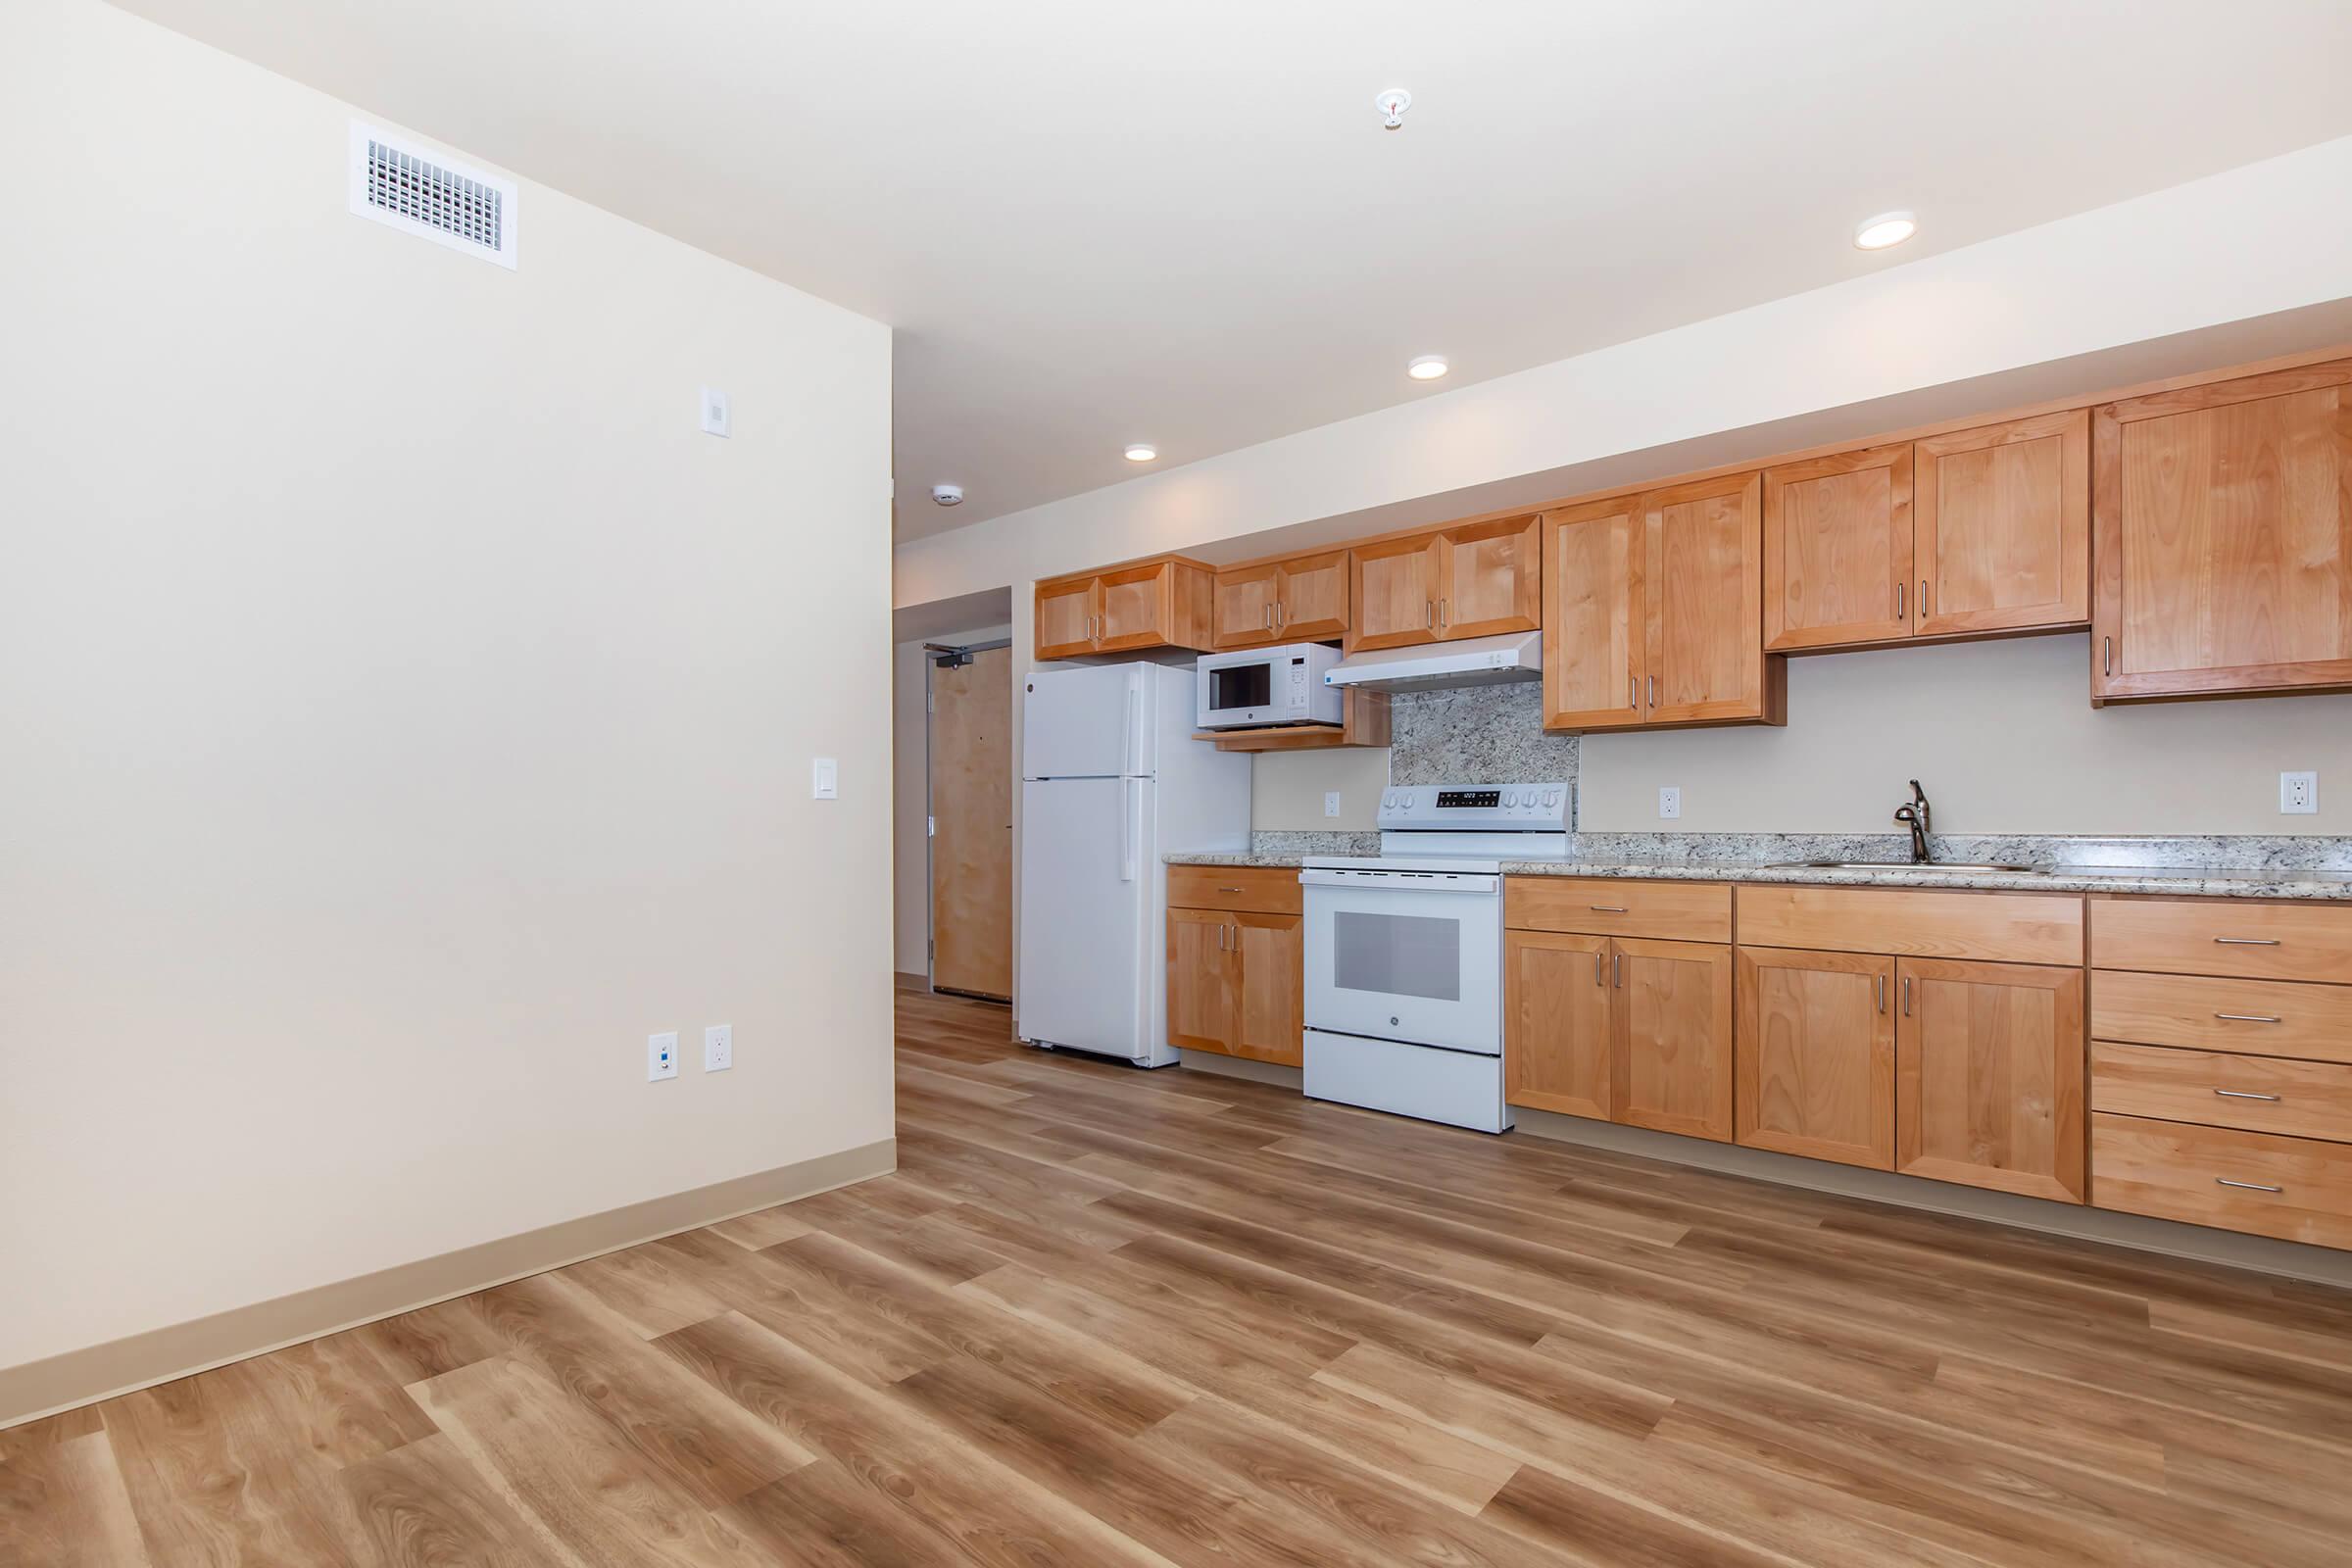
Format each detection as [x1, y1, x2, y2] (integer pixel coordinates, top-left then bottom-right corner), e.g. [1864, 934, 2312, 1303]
[1251, 748, 1391, 832]
[0, 0, 893, 1373]
[1579, 633, 2352, 835]
[893, 624, 1010, 974]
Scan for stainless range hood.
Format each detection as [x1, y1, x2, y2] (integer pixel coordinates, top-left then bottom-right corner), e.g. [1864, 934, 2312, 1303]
[1322, 630, 1543, 692]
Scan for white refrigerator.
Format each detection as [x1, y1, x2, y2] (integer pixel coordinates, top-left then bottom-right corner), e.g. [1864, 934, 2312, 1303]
[1017, 662, 1251, 1066]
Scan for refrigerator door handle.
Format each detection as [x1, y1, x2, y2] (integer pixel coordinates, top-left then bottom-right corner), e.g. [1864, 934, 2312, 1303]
[1120, 777, 1139, 882]
[1122, 670, 1142, 776]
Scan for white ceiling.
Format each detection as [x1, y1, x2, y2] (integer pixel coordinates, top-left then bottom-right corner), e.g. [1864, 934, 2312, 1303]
[118, 1, 2352, 540]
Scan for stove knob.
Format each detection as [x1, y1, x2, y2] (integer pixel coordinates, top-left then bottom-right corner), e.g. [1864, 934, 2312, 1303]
[1502, 791, 1518, 808]
[1544, 789, 1562, 808]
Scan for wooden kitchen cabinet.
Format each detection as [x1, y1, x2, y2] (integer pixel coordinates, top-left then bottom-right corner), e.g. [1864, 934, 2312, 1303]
[1763, 443, 1914, 650]
[1913, 410, 2088, 637]
[1346, 517, 1539, 653]
[1610, 938, 1735, 1143]
[1231, 912, 1304, 1065]
[1504, 929, 1612, 1120]
[1542, 475, 1783, 731]
[1211, 550, 1350, 649]
[1895, 957, 2085, 1203]
[1166, 869, 1303, 1067]
[1736, 945, 1897, 1169]
[2092, 359, 2352, 704]
[1033, 555, 1214, 660]
[1167, 907, 1239, 1054]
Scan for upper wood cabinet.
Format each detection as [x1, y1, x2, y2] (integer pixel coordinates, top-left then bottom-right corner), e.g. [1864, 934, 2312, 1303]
[1345, 517, 1539, 653]
[1762, 416, 2087, 653]
[2092, 360, 2352, 704]
[1895, 957, 2084, 1203]
[1034, 556, 1214, 661]
[1210, 550, 1349, 649]
[1544, 473, 1782, 731]
[1914, 410, 2088, 637]
[1763, 443, 1914, 650]
[1736, 945, 1897, 1170]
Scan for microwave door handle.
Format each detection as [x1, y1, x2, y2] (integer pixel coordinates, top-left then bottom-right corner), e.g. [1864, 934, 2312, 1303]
[1120, 777, 1139, 882]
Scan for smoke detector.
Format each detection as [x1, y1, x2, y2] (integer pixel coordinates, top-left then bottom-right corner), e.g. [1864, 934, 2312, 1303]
[1374, 88, 1413, 130]
[931, 483, 964, 507]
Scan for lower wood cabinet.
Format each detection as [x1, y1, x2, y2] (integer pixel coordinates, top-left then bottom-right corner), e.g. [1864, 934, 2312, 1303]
[1505, 929, 1732, 1142]
[1737, 946, 1896, 1169]
[1896, 957, 2085, 1202]
[1168, 870, 1302, 1067]
[1504, 929, 1611, 1120]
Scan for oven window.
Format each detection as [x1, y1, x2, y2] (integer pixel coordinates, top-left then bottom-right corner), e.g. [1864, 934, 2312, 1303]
[1210, 662, 1271, 710]
[1331, 911, 1460, 1001]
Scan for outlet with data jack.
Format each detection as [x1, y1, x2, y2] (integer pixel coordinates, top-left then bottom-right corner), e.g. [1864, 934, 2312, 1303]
[647, 1032, 679, 1082]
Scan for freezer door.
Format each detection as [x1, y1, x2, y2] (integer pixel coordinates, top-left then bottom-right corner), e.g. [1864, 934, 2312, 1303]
[1016, 776, 1149, 1058]
[1023, 663, 1149, 779]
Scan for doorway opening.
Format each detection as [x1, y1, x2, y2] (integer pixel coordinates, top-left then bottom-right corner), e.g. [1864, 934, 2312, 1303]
[924, 636, 1013, 1002]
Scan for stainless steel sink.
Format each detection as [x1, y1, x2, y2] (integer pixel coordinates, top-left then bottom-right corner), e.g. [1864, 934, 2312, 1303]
[1769, 859, 2042, 875]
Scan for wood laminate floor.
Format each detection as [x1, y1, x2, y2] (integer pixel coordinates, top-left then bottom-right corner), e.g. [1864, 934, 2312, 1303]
[9, 982, 2352, 1565]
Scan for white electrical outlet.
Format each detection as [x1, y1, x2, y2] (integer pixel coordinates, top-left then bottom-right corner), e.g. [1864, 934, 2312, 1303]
[647, 1031, 679, 1082]
[704, 1024, 733, 1073]
[1658, 786, 1682, 820]
[812, 758, 838, 799]
[2281, 770, 2319, 814]
[699, 386, 731, 437]
[1324, 791, 1342, 818]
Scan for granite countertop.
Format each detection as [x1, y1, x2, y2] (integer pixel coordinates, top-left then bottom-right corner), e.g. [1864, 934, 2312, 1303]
[1164, 849, 2352, 900]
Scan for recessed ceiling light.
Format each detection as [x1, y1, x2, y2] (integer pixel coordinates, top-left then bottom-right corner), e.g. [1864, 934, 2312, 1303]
[1853, 211, 1918, 251]
[1407, 355, 1449, 381]
[1124, 444, 1157, 463]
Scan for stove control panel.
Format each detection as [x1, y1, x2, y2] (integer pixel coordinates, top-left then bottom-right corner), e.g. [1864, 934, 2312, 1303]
[1377, 782, 1571, 831]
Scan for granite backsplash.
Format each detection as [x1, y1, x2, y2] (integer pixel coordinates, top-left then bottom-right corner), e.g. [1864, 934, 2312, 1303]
[1388, 683, 1576, 790]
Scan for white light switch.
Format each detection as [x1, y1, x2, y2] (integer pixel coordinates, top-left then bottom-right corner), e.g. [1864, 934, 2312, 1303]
[2281, 770, 2319, 814]
[1658, 786, 1682, 820]
[699, 386, 731, 438]
[704, 1024, 733, 1073]
[647, 1031, 678, 1082]
[812, 758, 838, 799]
[1324, 791, 1342, 818]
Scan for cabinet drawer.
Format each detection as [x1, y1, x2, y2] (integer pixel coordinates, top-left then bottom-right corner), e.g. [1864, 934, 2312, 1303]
[2091, 1041, 2352, 1143]
[1735, 886, 2082, 964]
[2090, 969, 2352, 1062]
[1505, 878, 1732, 942]
[2091, 898, 2352, 983]
[1167, 864, 1301, 915]
[2092, 1113, 2352, 1250]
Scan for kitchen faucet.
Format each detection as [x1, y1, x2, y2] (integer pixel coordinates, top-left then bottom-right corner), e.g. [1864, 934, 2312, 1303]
[1893, 779, 1932, 864]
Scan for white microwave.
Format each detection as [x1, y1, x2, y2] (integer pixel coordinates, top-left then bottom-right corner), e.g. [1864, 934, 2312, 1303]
[1197, 642, 1344, 729]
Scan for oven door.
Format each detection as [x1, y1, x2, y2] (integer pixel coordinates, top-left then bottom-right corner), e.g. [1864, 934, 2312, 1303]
[1196, 653, 1287, 729]
[1300, 868, 1501, 1054]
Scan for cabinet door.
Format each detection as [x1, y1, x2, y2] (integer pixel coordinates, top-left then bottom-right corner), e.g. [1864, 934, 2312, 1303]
[1610, 938, 1734, 1142]
[1348, 535, 1444, 651]
[1642, 473, 1775, 725]
[1167, 908, 1237, 1055]
[2093, 362, 2352, 702]
[1211, 565, 1281, 650]
[1737, 946, 1896, 1169]
[1232, 912, 1303, 1067]
[1036, 577, 1101, 660]
[1914, 410, 2088, 637]
[1542, 498, 1642, 730]
[1504, 930, 1611, 1119]
[1097, 562, 1173, 651]
[1896, 958, 2084, 1202]
[1438, 516, 1541, 640]
[1276, 550, 1350, 643]
[1763, 443, 1913, 650]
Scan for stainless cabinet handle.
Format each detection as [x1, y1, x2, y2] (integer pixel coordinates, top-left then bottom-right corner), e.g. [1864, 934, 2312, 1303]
[1425, 599, 1434, 630]
[1895, 581, 1904, 620]
[2215, 937, 2281, 946]
[1613, 952, 1622, 988]
[2214, 1089, 2282, 1102]
[2214, 1012, 2282, 1024]
[1646, 675, 1655, 709]
[1876, 973, 1886, 1013]
[2216, 1177, 2283, 1194]
[1439, 598, 1448, 630]
[1920, 579, 1929, 618]
[1216, 886, 1244, 894]
[1264, 605, 1274, 631]
[1589, 905, 1629, 912]
[1276, 602, 1287, 630]
[2103, 635, 2113, 676]
[1629, 675, 1638, 710]
[1902, 975, 1912, 1016]
[1594, 950, 1605, 986]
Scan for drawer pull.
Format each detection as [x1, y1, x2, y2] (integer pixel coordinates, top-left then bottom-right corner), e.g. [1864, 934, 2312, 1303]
[1216, 887, 1245, 894]
[2213, 1088, 2282, 1102]
[1589, 905, 1629, 913]
[2213, 1012, 2282, 1024]
[2215, 1177, 2284, 1195]
[2214, 937, 2282, 946]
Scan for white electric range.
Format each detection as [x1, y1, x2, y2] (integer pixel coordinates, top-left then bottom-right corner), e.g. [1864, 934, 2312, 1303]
[1298, 781, 1572, 1133]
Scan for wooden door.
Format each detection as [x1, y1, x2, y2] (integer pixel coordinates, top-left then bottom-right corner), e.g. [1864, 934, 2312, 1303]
[1610, 938, 1734, 1142]
[1035, 577, 1100, 659]
[1642, 473, 1773, 724]
[1348, 534, 1444, 651]
[1763, 443, 1913, 649]
[1166, 907, 1237, 1054]
[1211, 565, 1281, 650]
[2093, 361, 2352, 702]
[1542, 497, 1642, 730]
[1437, 516, 1541, 640]
[1737, 946, 1896, 1169]
[928, 646, 1012, 1000]
[1097, 562, 1173, 651]
[1896, 958, 2084, 1202]
[1504, 929, 1611, 1119]
[1275, 551, 1350, 642]
[1914, 410, 2088, 637]
[1232, 912, 1303, 1066]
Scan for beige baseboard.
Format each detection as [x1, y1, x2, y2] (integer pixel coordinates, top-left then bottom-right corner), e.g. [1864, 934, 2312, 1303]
[1510, 1108, 2352, 1288]
[0, 1137, 896, 1431]
[1178, 1050, 1304, 1088]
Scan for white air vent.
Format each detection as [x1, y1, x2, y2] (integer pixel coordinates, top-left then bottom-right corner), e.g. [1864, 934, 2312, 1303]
[348, 122, 518, 269]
